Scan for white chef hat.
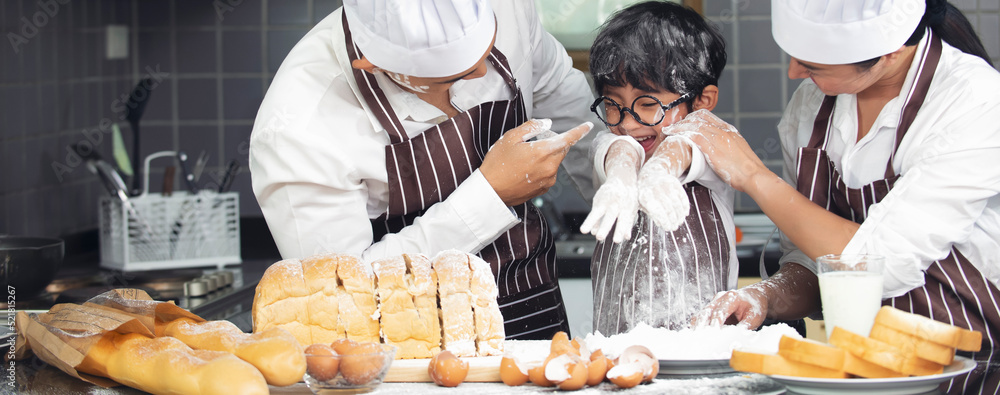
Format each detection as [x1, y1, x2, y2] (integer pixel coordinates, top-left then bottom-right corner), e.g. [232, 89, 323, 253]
[343, 0, 496, 78]
[772, 0, 926, 65]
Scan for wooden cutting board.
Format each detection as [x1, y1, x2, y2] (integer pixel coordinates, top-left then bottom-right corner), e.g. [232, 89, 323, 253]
[383, 340, 549, 382]
[384, 356, 503, 382]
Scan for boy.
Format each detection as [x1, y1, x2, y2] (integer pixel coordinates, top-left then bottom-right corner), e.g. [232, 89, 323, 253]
[579, 1, 736, 334]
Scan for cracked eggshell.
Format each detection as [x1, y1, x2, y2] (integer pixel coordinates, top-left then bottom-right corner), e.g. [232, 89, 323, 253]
[586, 350, 609, 386]
[606, 363, 644, 389]
[528, 362, 554, 387]
[499, 354, 529, 386]
[545, 354, 588, 391]
[620, 345, 658, 383]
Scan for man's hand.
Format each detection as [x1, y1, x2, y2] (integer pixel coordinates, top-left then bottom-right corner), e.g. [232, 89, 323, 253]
[691, 287, 768, 329]
[480, 119, 593, 206]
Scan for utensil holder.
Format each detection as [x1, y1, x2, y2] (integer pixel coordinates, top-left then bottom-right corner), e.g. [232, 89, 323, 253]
[98, 151, 242, 271]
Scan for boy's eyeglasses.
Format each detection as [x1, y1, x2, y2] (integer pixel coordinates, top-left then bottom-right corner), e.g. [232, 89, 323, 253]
[590, 92, 695, 127]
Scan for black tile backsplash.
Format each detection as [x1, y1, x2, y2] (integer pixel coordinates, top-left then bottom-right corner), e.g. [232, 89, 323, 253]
[2, 0, 997, 239]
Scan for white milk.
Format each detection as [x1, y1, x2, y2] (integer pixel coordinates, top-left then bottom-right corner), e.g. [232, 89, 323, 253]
[818, 271, 884, 339]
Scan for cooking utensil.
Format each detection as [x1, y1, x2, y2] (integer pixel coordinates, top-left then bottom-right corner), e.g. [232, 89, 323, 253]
[125, 78, 155, 195]
[162, 166, 176, 197]
[218, 159, 241, 193]
[176, 151, 200, 194]
[192, 151, 209, 184]
[1, 236, 64, 297]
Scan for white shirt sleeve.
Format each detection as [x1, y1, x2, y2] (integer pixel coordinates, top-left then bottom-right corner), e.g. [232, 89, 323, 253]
[521, 0, 601, 203]
[842, 100, 1000, 297]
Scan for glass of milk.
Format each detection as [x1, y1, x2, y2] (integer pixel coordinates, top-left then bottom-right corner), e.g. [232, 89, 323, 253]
[817, 254, 885, 339]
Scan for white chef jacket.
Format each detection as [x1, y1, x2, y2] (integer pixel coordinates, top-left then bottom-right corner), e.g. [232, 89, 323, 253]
[776, 35, 1000, 298]
[249, 2, 599, 261]
[591, 132, 740, 289]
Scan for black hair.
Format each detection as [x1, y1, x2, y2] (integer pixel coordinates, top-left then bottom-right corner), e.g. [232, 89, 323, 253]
[589, 1, 727, 107]
[855, 0, 993, 70]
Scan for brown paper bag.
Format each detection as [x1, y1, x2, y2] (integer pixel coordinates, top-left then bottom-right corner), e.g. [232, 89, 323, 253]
[13, 288, 205, 387]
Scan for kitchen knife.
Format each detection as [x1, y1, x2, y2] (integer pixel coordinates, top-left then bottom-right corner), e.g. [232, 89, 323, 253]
[218, 159, 241, 193]
[176, 151, 200, 194]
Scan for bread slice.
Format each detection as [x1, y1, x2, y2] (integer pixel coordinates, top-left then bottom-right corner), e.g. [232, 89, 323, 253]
[870, 323, 955, 365]
[730, 349, 849, 378]
[373, 253, 441, 358]
[301, 254, 346, 343]
[468, 254, 505, 356]
[252, 258, 314, 344]
[775, 335, 906, 378]
[777, 336, 845, 371]
[432, 250, 477, 357]
[873, 306, 982, 352]
[828, 326, 943, 376]
[334, 254, 380, 343]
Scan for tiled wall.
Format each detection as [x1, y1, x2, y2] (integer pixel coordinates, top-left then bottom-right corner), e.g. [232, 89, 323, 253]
[1, 0, 999, 238]
[703, 0, 1000, 211]
[0, 0, 341, 238]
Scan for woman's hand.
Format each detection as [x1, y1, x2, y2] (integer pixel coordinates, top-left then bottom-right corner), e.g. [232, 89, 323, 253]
[669, 109, 769, 192]
[580, 140, 641, 243]
[691, 287, 768, 329]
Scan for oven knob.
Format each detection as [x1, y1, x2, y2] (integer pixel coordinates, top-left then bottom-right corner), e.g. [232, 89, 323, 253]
[202, 275, 220, 292]
[219, 271, 234, 287]
[185, 280, 209, 297]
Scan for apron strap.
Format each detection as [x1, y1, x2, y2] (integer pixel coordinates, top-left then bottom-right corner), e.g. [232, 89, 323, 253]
[343, 12, 520, 144]
[807, 95, 837, 149]
[887, 29, 942, 178]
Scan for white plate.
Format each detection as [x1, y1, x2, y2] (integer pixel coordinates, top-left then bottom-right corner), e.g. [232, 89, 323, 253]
[769, 356, 977, 394]
[658, 358, 734, 375]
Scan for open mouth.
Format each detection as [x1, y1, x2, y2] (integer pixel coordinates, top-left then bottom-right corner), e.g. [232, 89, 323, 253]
[634, 135, 656, 152]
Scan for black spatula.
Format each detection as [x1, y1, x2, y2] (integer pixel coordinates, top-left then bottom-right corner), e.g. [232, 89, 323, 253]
[125, 78, 154, 195]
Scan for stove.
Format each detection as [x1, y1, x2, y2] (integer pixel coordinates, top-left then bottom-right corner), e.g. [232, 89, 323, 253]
[3, 266, 258, 331]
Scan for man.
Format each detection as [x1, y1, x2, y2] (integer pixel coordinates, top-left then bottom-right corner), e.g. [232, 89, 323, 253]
[250, 0, 598, 339]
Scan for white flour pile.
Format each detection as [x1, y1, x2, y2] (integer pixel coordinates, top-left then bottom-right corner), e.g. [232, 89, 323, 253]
[584, 323, 801, 360]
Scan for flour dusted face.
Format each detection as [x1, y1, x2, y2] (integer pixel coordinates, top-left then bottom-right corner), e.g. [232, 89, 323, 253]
[601, 83, 689, 162]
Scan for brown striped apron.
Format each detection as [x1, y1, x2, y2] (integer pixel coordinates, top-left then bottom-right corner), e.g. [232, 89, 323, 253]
[342, 15, 568, 340]
[796, 30, 1000, 372]
[591, 183, 731, 335]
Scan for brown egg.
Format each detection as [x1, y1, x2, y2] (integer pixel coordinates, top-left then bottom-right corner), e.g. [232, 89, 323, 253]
[428, 351, 469, 387]
[330, 338, 359, 355]
[499, 355, 529, 386]
[339, 342, 386, 385]
[527, 363, 554, 387]
[304, 343, 340, 382]
[544, 354, 589, 391]
[586, 351, 608, 386]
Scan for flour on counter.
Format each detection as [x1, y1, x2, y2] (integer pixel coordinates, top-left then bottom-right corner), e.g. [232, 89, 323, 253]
[584, 323, 801, 360]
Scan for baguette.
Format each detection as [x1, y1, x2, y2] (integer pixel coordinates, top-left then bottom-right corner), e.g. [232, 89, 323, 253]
[162, 317, 306, 386]
[77, 332, 268, 395]
[873, 306, 982, 352]
[828, 326, 943, 376]
[730, 349, 849, 378]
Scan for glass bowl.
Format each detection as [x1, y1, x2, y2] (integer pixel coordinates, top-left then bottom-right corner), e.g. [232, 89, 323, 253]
[304, 343, 397, 394]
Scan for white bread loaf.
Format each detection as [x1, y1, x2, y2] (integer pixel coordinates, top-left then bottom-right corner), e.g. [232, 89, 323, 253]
[432, 250, 478, 357]
[869, 323, 956, 365]
[373, 253, 441, 358]
[777, 335, 905, 378]
[253, 254, 379, 346]
[77, 332, 268, 395]
[162, 317, 306, 386]
[468, 254, 505, 356]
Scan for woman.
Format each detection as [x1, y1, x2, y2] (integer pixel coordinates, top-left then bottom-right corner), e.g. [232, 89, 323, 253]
[687, 0, 1000, 362]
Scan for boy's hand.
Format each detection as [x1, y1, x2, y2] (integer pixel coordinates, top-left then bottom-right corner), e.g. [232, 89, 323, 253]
[481, 119, 593, 206]
[580, 140, 640, 243]
[637, 135, 692, 231]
